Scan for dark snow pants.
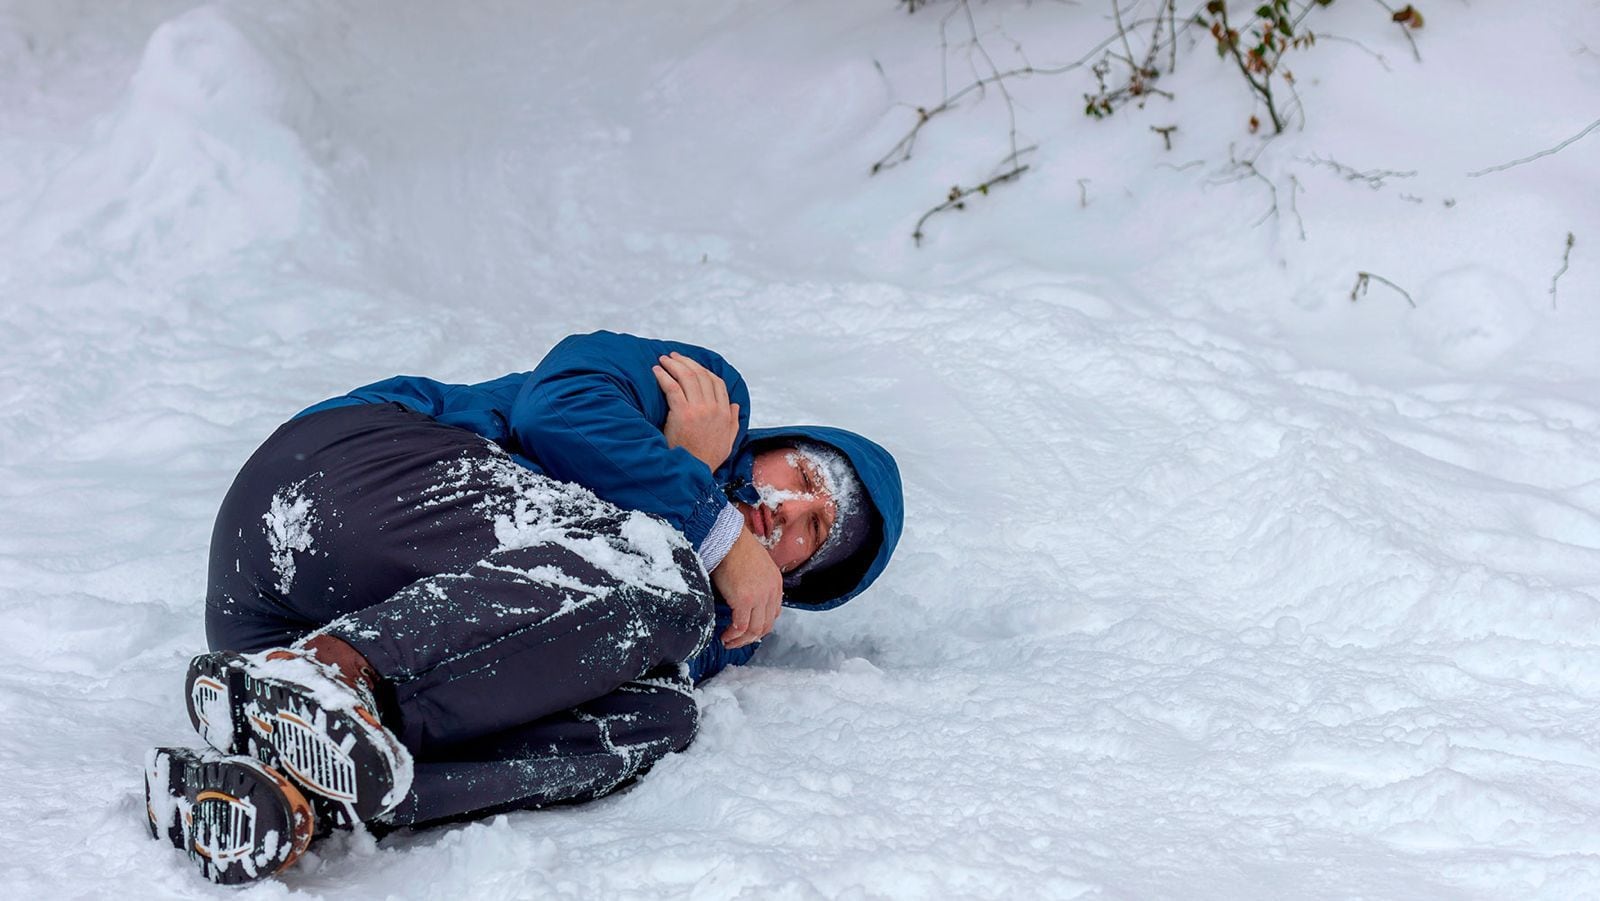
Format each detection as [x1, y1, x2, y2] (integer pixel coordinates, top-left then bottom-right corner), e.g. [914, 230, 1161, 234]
[204, 403, 714, 826]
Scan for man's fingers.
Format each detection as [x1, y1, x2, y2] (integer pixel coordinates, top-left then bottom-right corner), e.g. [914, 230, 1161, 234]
[663, 355, 713, 404]
[725, 592, 780, 648]
[656, 356, 695, 402]
[679, 353, 730, 407]
[759, 597, 780, 640]
[722, 601, 752, 647]
[652, 364, 686, 407]
[744, 590, 777, 644]
[664, 352, 729, 407]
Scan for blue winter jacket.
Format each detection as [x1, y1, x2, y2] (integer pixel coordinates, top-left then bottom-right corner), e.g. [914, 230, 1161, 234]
[297, 330, 904, 683]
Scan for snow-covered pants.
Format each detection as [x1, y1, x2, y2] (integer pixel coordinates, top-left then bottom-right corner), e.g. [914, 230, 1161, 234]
[204, 403, 714, 826]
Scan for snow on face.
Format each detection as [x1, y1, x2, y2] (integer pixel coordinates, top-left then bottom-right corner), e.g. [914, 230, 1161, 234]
[737, 447, 844, 573]
[789, 444, 861, 522]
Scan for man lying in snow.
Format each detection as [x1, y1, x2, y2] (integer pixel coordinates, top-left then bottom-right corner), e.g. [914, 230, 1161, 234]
[142, 330, 904, 885]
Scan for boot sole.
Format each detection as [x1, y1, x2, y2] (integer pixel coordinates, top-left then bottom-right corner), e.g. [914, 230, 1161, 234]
[144, 747, 315, 885]
[186, 650, 411, 821]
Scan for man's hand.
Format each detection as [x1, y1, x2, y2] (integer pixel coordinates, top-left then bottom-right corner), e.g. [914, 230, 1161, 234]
[652, 352, 740, 472]
[711, 529, 783, 649]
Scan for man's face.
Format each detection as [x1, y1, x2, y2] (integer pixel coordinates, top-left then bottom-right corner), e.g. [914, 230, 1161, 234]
[736, 447, 837, 574]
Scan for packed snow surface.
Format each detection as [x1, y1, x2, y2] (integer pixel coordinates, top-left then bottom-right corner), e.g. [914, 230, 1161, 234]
[1, 1, 1598, 899]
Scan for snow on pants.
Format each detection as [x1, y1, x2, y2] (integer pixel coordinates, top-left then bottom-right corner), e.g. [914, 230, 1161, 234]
[204, 402, 715, 826]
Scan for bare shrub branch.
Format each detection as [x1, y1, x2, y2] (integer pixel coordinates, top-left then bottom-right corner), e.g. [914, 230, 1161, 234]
[1288, 173, 1306, 241]
[1299, 155, 1417, 189]
[1350, 271, 1416, 308]
[1468, 117, 1600, 177]
[1314, 33, 1393, 71]
[1551, 232, 1575, 309]
[1368, 0, 1423, 62]
[872, 7, 1188, 176]
[1210, 143, 1284, 229]
[912, 156, 1035, 246]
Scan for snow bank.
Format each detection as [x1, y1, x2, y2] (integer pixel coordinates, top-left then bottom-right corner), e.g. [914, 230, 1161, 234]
[12, 4, 330, 286]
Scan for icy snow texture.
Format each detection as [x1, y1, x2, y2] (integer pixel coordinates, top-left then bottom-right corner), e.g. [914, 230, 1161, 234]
[1, 2, 1599, 899]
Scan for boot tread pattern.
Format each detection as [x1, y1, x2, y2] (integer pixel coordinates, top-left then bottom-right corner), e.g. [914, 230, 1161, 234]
[143, 747, 315, 886]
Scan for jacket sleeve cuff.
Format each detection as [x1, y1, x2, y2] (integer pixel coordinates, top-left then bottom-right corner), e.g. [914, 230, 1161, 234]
[687, 631, 761, 684]
[697, 502, 744, 572]
[681, 484, 730, 547]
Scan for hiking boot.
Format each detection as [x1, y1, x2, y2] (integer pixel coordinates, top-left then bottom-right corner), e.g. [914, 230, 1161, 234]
[144, 746, 315, 885]
[185, 646, 413, 821]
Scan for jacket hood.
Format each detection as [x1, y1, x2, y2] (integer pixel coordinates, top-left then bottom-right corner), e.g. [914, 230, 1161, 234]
[729, 425, 904, 611]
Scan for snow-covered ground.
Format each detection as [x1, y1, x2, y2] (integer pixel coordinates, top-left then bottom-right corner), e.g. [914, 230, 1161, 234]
[2, 1, 1598, 898]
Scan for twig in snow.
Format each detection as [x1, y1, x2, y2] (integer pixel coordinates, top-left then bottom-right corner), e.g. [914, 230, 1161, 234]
[1200, 0, 1324, 135]
[1299, 155, 1417, 189]
[1205, 1, 1286, 135]
[1112, 0, 1140, 75]
[912, 157, 1034, 246]
[1151, 125, 1177, 150]
[1165, 0, 1178, 74]
[1077, 177, 1091, 208]
[959, 0, 1021, 170]
[1085, 0, 1182, 119]
[872, 6, 1192, 175]
[1244, 162, 1279, 228]
[1350, 271, 1416, 308]
[1288, 173, 1306, 241]
[1212, 145, 1281, 228]
[1282, 66, 1308, 132]
[1369, 0, 1423, 62]
[1468, 117, 1600, 177]
[1551, 232, 1575, 309]
[885, 0, 1197, 244]
[875, 4, 1108, 174]
[1313, 33, 1392, 71]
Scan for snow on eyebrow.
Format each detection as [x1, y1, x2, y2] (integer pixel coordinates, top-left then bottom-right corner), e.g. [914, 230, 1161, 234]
[789, 445, 861, 519]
